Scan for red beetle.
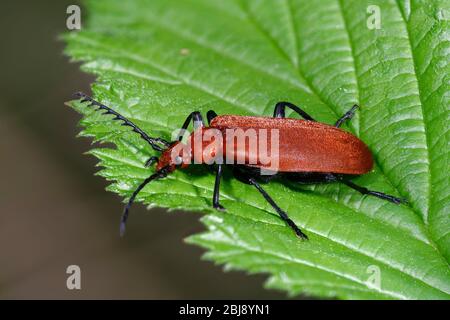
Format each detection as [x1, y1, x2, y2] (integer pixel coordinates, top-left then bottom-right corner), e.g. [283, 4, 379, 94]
[75, 92, 405, 239]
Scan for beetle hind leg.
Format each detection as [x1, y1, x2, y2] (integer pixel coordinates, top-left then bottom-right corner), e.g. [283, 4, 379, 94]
[273, 101, 316, 121]
[342, 180, 407, 204]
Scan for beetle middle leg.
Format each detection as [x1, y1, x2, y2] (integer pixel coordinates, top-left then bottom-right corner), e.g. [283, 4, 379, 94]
[205, 110, 227, 211]
[233, 166, 308, 239]
[249, 178, 308, 239]
[212, 164, 226, 211]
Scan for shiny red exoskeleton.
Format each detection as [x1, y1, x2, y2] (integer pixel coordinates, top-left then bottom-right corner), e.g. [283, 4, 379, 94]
[75, 92, 405, 240]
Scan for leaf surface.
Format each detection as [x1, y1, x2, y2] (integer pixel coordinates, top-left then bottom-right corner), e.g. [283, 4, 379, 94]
[65, 0, 450, 299]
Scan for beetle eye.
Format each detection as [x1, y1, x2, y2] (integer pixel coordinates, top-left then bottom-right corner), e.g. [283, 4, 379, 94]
[174, 156, 183, 165]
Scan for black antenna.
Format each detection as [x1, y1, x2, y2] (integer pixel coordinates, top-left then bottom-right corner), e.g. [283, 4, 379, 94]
[119, 167, 170, 237]
[73, 92, 170, 152]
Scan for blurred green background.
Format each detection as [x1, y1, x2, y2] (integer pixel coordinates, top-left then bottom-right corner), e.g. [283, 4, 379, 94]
[0, 1, 285, 299]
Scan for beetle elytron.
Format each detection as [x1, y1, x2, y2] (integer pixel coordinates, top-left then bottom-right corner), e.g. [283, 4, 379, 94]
[74, 92, 405, 239]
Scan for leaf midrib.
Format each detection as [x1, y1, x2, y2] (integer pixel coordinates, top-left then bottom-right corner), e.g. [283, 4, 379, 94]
[394, 0, 432, 225]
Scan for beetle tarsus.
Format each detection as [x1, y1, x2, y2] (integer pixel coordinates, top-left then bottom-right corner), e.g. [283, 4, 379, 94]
[342, 180, 406, 205]
[335, 104, 359, 127]
[119, 216, 127, 237]
[213, 204, 226, 212]
[291, 222, 309, 240]
[367, 191, 407, 205]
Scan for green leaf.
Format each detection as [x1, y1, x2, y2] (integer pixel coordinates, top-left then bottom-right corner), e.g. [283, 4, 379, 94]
[65, 0, 450, 299]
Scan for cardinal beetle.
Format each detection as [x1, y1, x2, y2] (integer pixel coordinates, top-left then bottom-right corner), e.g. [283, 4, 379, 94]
[74, 92, 405, 239]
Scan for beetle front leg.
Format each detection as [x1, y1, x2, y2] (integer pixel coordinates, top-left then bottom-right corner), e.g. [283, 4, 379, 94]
[206, 110, 218, 125]
[176, 111, 205, 141]
[212, 164, 226, 211]
[145, 156, 159, 167]
[334, 104, 358, 127]
[273, 101, 316, 121]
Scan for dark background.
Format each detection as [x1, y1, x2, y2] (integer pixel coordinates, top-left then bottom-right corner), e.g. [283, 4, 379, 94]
[0, 1, 285, 299]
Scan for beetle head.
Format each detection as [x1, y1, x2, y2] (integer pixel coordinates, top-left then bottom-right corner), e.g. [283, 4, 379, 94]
[155, 141, 190, 173]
